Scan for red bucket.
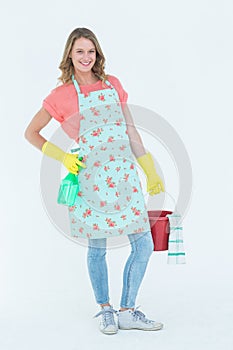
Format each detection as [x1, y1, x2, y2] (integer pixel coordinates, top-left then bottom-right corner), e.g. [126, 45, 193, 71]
[148, 210, 173, 251]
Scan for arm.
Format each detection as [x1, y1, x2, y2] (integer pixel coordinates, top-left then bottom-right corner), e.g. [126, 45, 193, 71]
[24, 107, 52, 150]
[122, 104, 146, 158]
[122, 104, 165, 195]
[24, 107, 85, 173]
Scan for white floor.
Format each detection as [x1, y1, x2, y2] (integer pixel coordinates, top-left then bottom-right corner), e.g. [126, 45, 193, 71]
[1, 277, 232, 350]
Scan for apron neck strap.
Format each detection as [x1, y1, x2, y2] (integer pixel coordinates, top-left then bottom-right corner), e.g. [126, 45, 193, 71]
[103, 79, 113, 88]
[72, 74, 81, 93]
[72, 74, 113, 92]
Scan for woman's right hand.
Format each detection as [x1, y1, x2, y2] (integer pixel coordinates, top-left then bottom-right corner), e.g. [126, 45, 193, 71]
[62, 153, 86, 174]
[42, 141, 86, 174]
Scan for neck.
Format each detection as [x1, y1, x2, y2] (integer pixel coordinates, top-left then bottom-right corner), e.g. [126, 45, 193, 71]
[74, 71, 99, 85]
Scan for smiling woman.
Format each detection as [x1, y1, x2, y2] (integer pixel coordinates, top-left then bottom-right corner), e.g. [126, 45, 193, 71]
[24, 26, 164, 336]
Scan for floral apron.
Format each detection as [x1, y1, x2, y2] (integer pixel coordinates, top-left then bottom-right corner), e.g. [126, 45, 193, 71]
[68, 74, 151, 239]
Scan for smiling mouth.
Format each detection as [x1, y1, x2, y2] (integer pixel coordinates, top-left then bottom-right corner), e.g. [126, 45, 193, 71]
[80, 61, 91, 66]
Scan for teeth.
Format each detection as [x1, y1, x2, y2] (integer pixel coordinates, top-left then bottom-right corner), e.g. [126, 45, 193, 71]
[81, 62, 91, 65]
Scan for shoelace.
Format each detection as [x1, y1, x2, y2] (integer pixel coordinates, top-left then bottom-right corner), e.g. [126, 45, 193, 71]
[93, 307, 117, 326]
[131, 306, 154, 324]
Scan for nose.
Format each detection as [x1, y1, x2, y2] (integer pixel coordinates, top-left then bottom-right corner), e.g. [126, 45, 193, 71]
[83, 53, 91, 60]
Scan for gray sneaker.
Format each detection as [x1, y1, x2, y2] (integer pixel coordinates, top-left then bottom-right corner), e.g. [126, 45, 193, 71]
[94, 305, 118, 335]
[117, 306, 164, 331]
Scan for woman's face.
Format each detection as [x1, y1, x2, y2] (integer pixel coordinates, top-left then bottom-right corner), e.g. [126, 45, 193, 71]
[70, 37, 96, 73]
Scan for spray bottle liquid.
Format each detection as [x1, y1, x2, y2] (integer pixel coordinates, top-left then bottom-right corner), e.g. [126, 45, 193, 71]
[57, 148, 84, 206]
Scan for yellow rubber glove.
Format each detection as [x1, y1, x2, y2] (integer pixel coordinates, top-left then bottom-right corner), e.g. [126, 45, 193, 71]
[136, 152, 165, 195]
[42, 141, 86, 174]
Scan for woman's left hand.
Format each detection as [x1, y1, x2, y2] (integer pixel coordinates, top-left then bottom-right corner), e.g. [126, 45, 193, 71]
[147, 173, 165, 195]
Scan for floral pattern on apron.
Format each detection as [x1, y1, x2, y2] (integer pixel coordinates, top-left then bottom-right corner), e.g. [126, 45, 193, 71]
[68, 75, 151, 239]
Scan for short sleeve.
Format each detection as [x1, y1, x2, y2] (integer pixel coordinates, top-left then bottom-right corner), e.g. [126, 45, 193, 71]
[117, 80, 128, 103]
[42, 84, 80, 141]
[42, 88, 64, 122]
[108, 75, 128, 104]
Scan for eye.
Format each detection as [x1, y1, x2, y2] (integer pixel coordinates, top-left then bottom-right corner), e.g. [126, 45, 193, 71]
[76, 50, 95, 53]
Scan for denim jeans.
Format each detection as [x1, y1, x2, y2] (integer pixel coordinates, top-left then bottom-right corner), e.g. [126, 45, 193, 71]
[87, 231, 154, 308]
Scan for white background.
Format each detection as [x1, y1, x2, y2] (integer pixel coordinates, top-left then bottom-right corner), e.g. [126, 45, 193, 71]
[1, 0, 233, 349]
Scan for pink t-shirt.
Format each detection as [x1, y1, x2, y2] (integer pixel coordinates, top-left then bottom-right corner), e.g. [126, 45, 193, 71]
[42, 75, 128, 141]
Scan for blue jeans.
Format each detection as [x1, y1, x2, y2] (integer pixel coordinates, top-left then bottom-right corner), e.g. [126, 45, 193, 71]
[87, 231, 154, 308]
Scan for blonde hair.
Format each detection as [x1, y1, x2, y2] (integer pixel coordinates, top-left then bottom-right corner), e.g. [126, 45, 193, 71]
[58, 27, 108, 87]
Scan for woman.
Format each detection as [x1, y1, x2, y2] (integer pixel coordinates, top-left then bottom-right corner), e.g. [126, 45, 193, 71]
[25, 27, 165, 335]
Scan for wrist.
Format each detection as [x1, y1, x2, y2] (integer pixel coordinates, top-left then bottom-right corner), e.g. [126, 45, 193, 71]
[136, 152, 157, 177]
[57, 149, 66, 162]
[42, 141, 66, 162]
